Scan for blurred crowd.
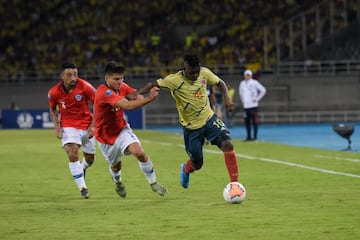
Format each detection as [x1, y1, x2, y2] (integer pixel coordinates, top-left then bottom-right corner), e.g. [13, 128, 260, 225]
[1, 0, 355, 78]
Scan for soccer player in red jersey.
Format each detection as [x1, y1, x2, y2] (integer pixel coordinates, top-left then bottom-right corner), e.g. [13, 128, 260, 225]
[94, 61, 167, 198]
[48, 62, 96, 199]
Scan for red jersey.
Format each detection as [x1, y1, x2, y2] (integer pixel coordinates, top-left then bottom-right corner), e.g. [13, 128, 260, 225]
[48, 78, 96, 130]
[94, 82, 136, 144]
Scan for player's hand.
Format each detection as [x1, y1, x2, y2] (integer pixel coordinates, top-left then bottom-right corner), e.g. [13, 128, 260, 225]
[55, 127, 62, 139]
[149, 87, 160, 98]
[225, 99, 234, 112]
[87, 127, 95, 138]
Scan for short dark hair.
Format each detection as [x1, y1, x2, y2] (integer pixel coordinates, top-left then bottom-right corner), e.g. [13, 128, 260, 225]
[105, 61, 125, 75]
[183, 54, 200, 68]
[62, 62, 77, 70]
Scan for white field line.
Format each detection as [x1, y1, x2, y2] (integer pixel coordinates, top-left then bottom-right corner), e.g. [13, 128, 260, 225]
[313, 154, 360, 163]
[143, 139, 360, 179]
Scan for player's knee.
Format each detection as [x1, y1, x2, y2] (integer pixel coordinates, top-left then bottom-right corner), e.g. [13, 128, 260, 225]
[214, 133, 232, 150]
[85, 154, 95, 165]
[221, 139, 234, 152]
[65, 143, 80, 160]
[67, 151, 79, 161]
[134, 150, 147, 162]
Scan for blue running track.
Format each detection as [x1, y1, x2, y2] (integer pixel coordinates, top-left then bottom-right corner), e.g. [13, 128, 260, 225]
[147, 123, 360, 151]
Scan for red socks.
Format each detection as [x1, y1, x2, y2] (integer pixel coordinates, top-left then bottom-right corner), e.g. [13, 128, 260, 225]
[184, 152, 238, 182]
[184, 159, 196, 173]
[224, 150, 238, 182]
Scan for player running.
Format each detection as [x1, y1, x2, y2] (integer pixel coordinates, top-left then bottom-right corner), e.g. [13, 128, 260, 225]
[136, 54, 239, 188]
[48, 62, 96, 199]
[94, 61, 167, 198]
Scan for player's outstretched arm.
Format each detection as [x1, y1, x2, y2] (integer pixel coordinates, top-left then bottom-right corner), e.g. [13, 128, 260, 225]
[126, 80, 159, 100]
[134, 81, 159, 95]
[115, 86, 160, 110]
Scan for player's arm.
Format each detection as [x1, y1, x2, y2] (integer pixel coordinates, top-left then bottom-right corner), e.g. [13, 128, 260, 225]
[86, 92, 96, 138]
[114, 86, 159, 110]
[49, 107, 62, 139]
[87, 115, 96, 138]
[133, 81, 160, 96]
[210, 85, 218, 111]
[120, 83, 139, 100]
[216, 79, 234, 112]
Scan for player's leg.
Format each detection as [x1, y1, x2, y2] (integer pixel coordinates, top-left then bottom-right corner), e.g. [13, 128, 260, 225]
[62, 128, 89, 198]
[111, 161, 126, 198]
[121, 127, 167, 196]
[180, 128, 204, 188]
[97, 140, 126, 198]
[81, 134, 96, 177]
[244, 108, 251, 140]
[206, 115, 238, 183]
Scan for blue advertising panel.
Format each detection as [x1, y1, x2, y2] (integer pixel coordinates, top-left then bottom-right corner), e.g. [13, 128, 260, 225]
[1, 108, 144, 129]
[124, 109, 144, 129]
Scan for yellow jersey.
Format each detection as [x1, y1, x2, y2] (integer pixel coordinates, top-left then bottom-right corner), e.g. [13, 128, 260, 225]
[157, 67, 220, 130]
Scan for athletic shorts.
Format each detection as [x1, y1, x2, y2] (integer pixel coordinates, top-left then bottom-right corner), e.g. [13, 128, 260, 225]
[97, 126, 140, 167]
[183, 114, 230, 164]
[61, 127, 96, 154]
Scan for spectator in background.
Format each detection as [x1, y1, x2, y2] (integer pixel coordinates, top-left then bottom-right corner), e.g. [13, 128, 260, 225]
[48, 62, 96, 199]
[239, 69, 266, 141]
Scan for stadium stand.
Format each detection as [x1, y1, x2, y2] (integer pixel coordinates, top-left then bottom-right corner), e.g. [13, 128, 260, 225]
[1, 1, 360, 125]
[1, 0, 335, 81]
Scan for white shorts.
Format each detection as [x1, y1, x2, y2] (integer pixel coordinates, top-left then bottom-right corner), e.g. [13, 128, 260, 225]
[97, 126, 140, 167]
[61, 127, 96, 154]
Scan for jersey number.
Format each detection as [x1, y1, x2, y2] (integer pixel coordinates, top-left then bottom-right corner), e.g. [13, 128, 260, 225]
[213, 118, 226, 130]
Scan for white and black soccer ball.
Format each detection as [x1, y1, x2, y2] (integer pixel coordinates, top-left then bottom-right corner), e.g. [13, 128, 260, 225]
[223, 182, 246, 204]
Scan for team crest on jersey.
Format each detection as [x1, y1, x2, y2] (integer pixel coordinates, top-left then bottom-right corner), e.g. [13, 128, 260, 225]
[75, 94, 82, 101]
[193, 89, 204, 100]
[201, 78, 206, 85]
[106, 90, 113, 96]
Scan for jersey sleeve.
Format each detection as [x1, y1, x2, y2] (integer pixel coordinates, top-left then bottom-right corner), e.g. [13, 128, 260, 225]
[102, 88, 124, 107]
[201, 67, 220, 85]
[47, 88, 57, 109]
[156, 74, 178, 90]
[121, 82, 136, 95]
[80, 78, 96, 102]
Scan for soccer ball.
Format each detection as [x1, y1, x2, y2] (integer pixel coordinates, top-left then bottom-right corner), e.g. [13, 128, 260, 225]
[223, 182, 246, 204]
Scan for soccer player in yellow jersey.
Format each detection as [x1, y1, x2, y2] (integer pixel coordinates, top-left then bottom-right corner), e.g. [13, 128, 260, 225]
[137, 54, 239, 188]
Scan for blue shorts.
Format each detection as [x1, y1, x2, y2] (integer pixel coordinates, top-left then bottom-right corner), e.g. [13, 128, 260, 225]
[183, 114, 231, 167]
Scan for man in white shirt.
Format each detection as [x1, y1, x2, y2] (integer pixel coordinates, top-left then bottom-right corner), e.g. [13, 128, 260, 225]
[239, 70, 266, 141]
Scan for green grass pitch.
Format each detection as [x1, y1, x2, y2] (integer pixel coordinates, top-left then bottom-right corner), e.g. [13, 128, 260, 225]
[0, 129, 359, 240]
